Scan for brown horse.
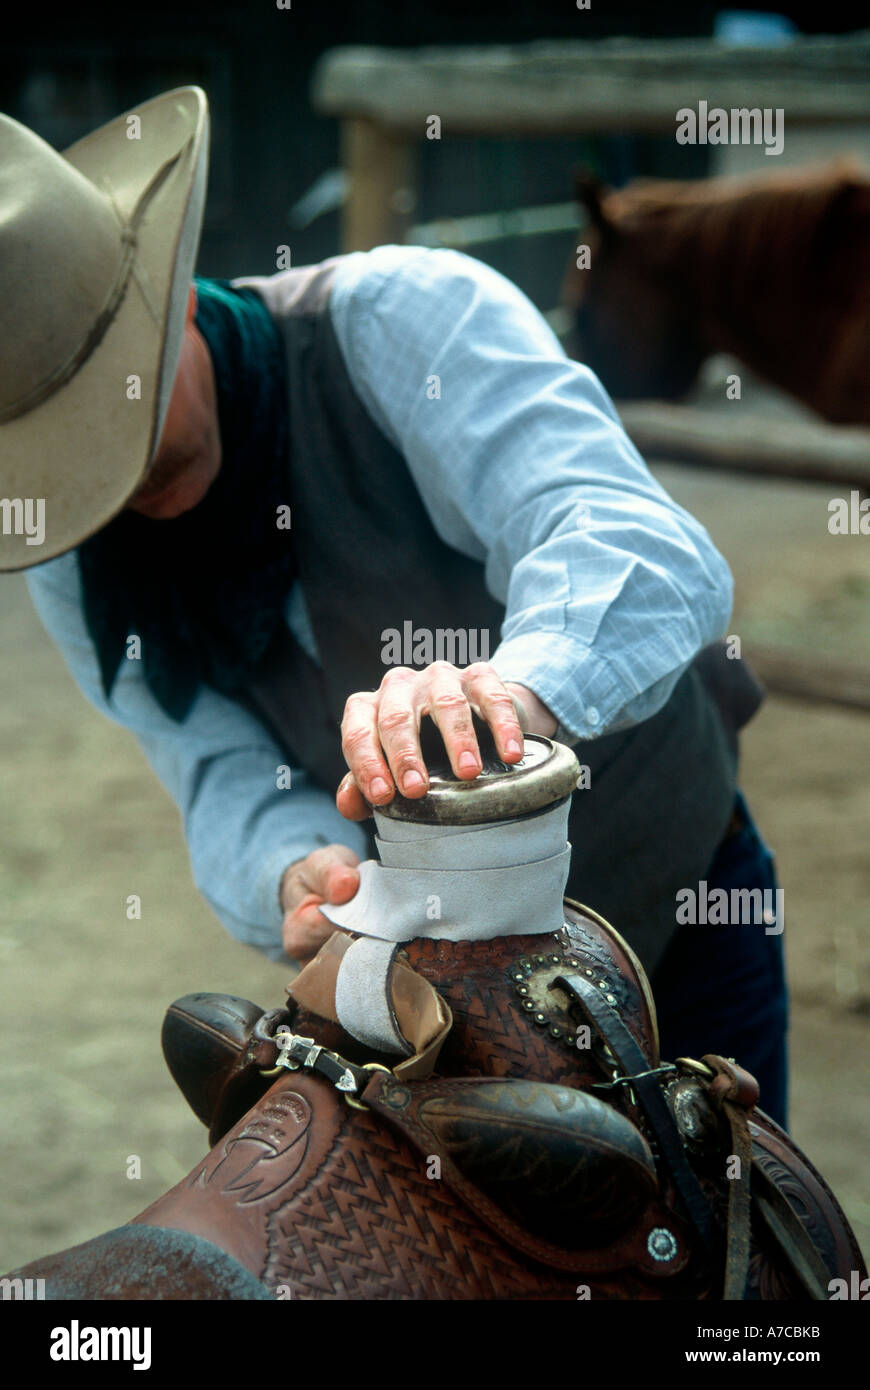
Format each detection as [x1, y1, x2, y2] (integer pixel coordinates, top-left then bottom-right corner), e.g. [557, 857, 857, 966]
[563, 160, 870, 423]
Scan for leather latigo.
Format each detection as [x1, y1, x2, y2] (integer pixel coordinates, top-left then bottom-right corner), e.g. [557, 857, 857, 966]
[125, 905, 864, 1300]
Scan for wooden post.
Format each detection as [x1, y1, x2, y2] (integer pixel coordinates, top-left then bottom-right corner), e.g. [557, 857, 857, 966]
[750, 647, 870, 714]
[340, 117, 418, 252]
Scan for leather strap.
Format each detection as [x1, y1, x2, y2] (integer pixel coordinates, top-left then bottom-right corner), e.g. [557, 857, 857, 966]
[287, 929, 452, 1078]
[334, 937, 413, 1055]
[722, 1107, 753, 1299]
[553, 972, 719, 1254]
[672, 1057, 832, 1302]
[701, 1055, 758, 1299]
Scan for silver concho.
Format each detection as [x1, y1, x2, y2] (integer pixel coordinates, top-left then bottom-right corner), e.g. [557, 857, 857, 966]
[647, 1227, 678, 1263]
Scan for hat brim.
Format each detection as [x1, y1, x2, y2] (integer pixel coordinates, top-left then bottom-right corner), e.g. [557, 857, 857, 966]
[0, 86, 209, 571]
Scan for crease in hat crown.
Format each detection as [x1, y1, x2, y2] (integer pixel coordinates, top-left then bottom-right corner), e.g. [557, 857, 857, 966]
[0, 86, 209, 571]
[0, 131, 190, 424]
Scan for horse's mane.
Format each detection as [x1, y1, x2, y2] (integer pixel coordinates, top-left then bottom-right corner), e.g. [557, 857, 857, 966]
[602, 158, 870, 290]
[593, 158, 870, 407]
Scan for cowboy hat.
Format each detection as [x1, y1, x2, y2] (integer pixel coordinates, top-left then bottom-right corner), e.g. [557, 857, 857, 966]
[0, 86, 209, 571]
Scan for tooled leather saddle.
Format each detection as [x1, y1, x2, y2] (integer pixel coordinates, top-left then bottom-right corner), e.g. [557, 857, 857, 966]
[8, 736, 864, 1301]
[10, 902, 864, 1300]
[120, 900, 859, 1302]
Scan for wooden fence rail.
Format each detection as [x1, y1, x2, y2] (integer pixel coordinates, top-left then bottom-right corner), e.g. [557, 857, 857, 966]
[618, 403, 870, 493]
[312, 33, 870, 251]
[314, 34, 870, 136]
[748, 648, 870, 715]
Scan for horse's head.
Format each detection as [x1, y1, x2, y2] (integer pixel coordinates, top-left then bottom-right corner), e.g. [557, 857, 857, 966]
[563, 171, 708, 400]
[565, 160, 870, 419]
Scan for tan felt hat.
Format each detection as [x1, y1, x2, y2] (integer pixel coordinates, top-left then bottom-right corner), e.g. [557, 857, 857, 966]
[0, 86, 209, 571]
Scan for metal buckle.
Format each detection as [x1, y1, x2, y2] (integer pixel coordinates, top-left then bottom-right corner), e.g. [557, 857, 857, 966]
[259, 1028, 314, 1076]
[675, 1056, 716, 1080]
[344, 1062, 392, 1111]
[259, 1028, 392, 1108]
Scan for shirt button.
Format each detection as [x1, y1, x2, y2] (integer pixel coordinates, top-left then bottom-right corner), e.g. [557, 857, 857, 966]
[585, 706, 600, 727]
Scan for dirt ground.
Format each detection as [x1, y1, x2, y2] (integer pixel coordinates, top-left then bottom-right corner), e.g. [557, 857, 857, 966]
[1, 428, 869, 1275]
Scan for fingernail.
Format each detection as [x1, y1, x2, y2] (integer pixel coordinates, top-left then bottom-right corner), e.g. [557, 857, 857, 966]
[403, 770, 426, 792]
[459, 751, 479, 773]
[506, 739, 523, 756]
[370, 777, 390, 798]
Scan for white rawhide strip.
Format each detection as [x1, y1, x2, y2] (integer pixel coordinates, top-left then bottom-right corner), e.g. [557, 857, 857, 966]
[325, 797, 572, 1054]
[334, 937, 413, 1056]
[322, 798, 571, 943]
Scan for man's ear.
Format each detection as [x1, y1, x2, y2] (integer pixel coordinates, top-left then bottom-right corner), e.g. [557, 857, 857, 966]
[574, 167, 618, 239]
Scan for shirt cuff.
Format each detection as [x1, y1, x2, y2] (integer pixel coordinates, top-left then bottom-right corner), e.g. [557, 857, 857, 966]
[490, 631, 625, 743]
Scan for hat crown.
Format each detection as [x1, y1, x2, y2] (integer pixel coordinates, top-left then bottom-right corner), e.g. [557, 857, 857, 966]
[0, 86, 208, 572]
[0, 119, 126, 419]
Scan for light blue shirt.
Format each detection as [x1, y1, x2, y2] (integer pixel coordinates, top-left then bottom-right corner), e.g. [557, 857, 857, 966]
[26, 246, 733, 960]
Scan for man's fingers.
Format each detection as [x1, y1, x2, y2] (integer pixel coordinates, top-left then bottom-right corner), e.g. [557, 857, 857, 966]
[374, 668, 429, 797]
[283, 844, 360, 909]
[281, 845, 361, 963]
[424, 661, 481, 780]
[464, 663, 526, 763]
[341, 690, 396, 806]
[301, 845, 360, 898]
[322, 860, 360, 904]
[281, 902, 334, 963]
[338, 663, 536, 814]
[294, 891, 328, 919]
[336, 771, 371, 822]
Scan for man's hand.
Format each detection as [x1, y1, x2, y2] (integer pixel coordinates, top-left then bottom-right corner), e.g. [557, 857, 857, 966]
[280, 845, 360, 963]
[336, 661, 557, 822]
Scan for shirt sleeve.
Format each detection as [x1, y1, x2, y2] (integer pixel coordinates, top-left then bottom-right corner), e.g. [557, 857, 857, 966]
[25, 553, 370, 960]
[329, 245, 734, 741]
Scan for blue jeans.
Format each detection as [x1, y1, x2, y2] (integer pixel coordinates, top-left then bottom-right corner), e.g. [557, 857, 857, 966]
[650, 792, 790, 1129]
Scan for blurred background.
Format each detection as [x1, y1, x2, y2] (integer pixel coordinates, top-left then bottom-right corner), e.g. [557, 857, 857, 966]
[2, 1, 869, 1273]
[2, 2, 864, 290]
